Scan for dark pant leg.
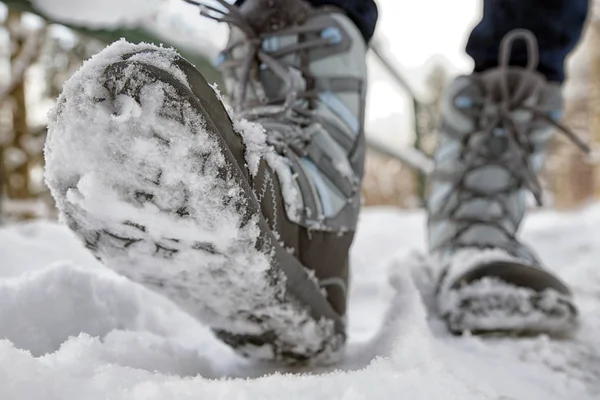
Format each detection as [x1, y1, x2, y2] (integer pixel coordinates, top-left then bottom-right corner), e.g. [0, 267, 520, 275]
[235, 0, 378, 43]
[467, 0, 588, 82]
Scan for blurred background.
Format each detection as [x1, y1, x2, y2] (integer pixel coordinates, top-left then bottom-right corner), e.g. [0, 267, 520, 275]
[0, 0, 598, 222]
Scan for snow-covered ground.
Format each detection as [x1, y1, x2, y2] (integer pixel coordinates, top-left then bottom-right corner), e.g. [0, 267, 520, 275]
[0, 205, 599, 399]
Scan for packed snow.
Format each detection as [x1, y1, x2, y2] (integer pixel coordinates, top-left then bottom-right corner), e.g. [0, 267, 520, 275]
[0, 204, 599, 399]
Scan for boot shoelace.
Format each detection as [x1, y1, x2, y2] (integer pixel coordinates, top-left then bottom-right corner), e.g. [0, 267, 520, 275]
[184, 0, 340, 155]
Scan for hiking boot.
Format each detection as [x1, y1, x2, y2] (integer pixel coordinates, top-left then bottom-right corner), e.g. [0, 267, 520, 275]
[427, 30, 588, 335]
[44, 0, 367, 363]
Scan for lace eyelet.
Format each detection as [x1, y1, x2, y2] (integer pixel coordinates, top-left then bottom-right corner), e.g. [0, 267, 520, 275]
[320, 27, 342, 45]
[214, 53, 227, 67]
[454, 96, 473, 109]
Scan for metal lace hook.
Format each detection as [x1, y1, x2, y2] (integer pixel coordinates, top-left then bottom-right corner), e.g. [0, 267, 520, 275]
[182, 0, 240, 16]
[182, 0, 256, 37]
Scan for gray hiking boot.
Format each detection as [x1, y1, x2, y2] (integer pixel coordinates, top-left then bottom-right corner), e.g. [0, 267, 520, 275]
[428, 30, 589, 335]
[214, 0, 366, 331]
[45, 0, 366, 364]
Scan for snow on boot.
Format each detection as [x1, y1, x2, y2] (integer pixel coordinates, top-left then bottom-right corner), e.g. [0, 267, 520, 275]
[45, 0, 367, 364]
[209, 0, 367, 350]
[427, 30, 589, 336]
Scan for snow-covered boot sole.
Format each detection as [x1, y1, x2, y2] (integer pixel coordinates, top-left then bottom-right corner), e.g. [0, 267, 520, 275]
[44, 42, 344, 364]
[439, 261, 578, 336]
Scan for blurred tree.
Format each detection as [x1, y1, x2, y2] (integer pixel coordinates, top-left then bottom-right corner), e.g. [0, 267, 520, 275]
[419, 61, 448, 156]
[0, 0, 223, 221]
[362, 151, 417, 208]
[3, 0, 222, 85]
[41, 32, 103, 99]
[413, 60, 449, 203]
[550, 13, 597, 209]
[0, 9, 47, 219]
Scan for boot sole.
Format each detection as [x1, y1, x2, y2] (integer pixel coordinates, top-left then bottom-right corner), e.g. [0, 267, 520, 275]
[45, 44, 344, 363]
[441, 277, 578, 336]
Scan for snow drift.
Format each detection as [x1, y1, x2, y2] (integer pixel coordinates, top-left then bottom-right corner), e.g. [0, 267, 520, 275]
[0, 206, 599, 399]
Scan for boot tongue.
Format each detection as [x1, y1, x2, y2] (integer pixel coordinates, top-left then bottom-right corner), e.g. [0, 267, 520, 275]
[238, 0, 313, 34]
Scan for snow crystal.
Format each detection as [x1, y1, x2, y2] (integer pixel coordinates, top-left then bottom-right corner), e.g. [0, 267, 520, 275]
[208, 83, 305, 222]
[232, 117, 268, 177]
[208, 83, 268, 178]
[264, 151, 304, 223]
[125, 49, 191, 88]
